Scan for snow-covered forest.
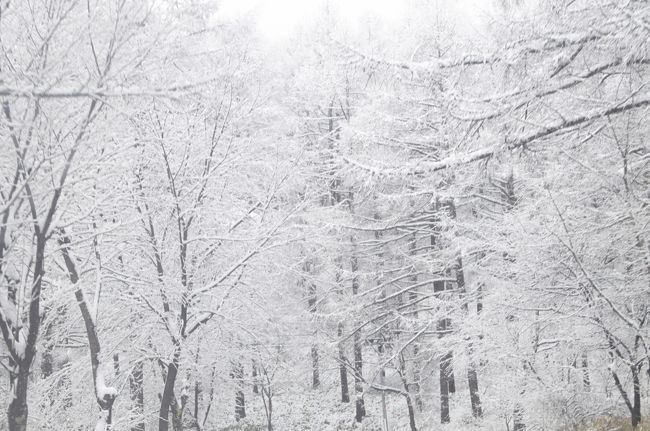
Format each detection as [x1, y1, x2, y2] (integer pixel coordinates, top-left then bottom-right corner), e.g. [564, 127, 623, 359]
[0, 0, 649, 430]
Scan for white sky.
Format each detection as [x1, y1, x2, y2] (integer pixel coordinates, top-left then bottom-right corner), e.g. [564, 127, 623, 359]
[216, 0, 491, 42]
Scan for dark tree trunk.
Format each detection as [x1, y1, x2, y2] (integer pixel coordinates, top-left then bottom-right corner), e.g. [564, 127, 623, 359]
[467, 367, 483, 418]
[632, 368, 641, 428]
[8, 367, 29, 431]
[513, 404, 525, 431]
[454, 250, 482, 418]
[353, 332, 365, 421]
[440, 353, 451, 424]
[159, 347, 181, 431]
[304, 259, 320, 389]
[311, 347, 320, 389]
[235, 387, 246, 421]
[233, 363, 246, 422]
[194, 381, 200, 424]
[405, 390, 418, 431]
[114, 353, 121, 374]
[581, 353, 590, 390]
[431, 201, 454, 425]
[411, 344, 423, 411]
[399, 352, 418, 431]
[252, 360, 259, 394]
[351, 240, 365, 423]
[130, 361, 145, 431]
[338, 322, 350, 403]
[61, 234, 117, 429]
[407, 233, 422, 411]
[4, 237, 46, 431]
[611, 363, 642, 429]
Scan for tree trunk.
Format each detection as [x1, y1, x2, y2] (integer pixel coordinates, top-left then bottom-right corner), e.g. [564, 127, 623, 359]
[513, 404, 525, 431]
[304, 259, 320, 389]
[399, 353, 417, 431]
[632, 368, 641, 428]
[432, 200, 456, 425]
[194, 380, 201, 427]
[311, 346, 320, 389]
[233, 363, 246, 422]
[8, 367, 29, 431]
[405, 390, 418, 431]
[354, 331, 366, 422]
[60, 234, 116, 429]
[454, 254, 482, 418]
[407, 233, 422, 411]
[440, 353, 451, 424]
[130, 361, 145, 431]
[338, 322, 350, 403]
[351, 239, 365, 423]
[467, 366, 483, 418]
[4, 237, 46, 431]
[449, 202, 483, 418]
[252, 360, 259, 394]
[379, 346, 389, 431]
[159, 347, 181, 431]
[581, 353, 590, 391]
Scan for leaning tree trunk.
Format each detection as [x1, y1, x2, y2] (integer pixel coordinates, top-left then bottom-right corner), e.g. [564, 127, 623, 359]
[61, 234, 117, 430]
[610, 361, 642, 428]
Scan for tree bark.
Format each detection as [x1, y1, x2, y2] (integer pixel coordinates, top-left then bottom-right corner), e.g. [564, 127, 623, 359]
[252, 359, 259, 394]
[130, 361, 145, 431]
[407, 233, 423, 411]
[405, 390, 418, 431]
[60, 233, 116, 429]
[453, 249, 483, 418]
[581, 353, 590, 391]
[304, 259, 320, 389]
[5, 236, 46, 431]
[399, 353, 418, 431]
[233, 362, 246, 422]
[351, 236, 366, 423]
[159, 347, 181, 431]
[338, 322, 350, 403]
[7, 369, 29, 431]
[440, 351, 452, 424]
[632, 367, 642, 428]
[467, 367, 482, 418]
[513, 404, 525, 431]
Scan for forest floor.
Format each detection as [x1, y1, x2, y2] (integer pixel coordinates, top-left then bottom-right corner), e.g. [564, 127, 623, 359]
[212, 388, 492, 431]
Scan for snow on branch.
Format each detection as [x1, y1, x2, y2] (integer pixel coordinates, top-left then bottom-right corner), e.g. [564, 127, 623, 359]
[418, 92, 650, 173]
